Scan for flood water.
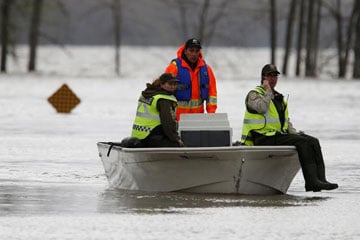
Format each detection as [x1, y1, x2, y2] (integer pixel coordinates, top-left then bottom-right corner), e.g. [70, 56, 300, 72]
[0, 185, 359, 240]
[1, 76, 360, 239]
[0, 182, 337, 216]
[1, 139, 359, 240]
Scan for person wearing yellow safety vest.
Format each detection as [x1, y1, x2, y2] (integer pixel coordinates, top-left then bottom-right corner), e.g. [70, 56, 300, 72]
[241, 64, 338, 192]
[131, 73, 184, 148]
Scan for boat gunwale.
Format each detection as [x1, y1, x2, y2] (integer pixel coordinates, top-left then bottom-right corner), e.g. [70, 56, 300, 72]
[97, 142, 297, 154]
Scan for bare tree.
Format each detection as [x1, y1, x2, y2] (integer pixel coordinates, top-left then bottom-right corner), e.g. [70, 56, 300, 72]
[83, 0, 123, 75]
[270, 0, 277, 64]
[27, 0, 70, 72]
[334, 0, 346, 77]
[2, 0, 68, 73]
[168, 0, 231, 46]
[175, 0, 189, 37]
[322, 0, 358, 78]
[343, 0, 358, 78]
[200, 0, 231, 46]
[1, 0, 14, 73]
[305, 0, 314, 76]
[163, 0, 192, 39]
[295, 0, 306, 76]
[197, 0, 210, 41]
[353, 0, 360, 78]
[192, 0, 231, 46]
[28, 0, 43, 72]
[305, 0, 321, 77]
[282, 0, 297, 75]
[111, 0, 122, 76]
[313, 0, 321, 69]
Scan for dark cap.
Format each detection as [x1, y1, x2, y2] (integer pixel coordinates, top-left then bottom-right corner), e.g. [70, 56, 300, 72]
[261, 64, 280, 75]
[160, 73, 179, 83]
[185, 38, 202, 49]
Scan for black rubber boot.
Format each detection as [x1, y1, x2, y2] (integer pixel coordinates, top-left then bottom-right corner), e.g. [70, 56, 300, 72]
[316, 164, 338, 190]
[307, 136, 338, 190]
[303, 164, 337, 192]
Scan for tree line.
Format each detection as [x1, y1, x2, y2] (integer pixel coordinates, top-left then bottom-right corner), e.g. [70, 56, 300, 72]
[1, 0, 359, 79]
[278, 0, 360, 78]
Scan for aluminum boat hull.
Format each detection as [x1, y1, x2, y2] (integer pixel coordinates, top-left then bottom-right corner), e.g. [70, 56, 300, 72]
[97, 142, 301, 195]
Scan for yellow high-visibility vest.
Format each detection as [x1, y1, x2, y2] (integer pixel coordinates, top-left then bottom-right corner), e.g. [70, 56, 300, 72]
[241, 86, 289, 146]
[131, 94, 177, 140]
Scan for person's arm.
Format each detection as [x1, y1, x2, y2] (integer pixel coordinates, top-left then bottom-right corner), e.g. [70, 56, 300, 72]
[246, 83, 274, 114]
[157, 99, 181, 143]
[164, 60, 178, 76]
[206, 65, 217, 113]
[288, 120, 298, 134]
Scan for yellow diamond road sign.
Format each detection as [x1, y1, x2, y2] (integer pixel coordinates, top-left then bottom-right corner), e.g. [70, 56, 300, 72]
[48, 84, 81, 113]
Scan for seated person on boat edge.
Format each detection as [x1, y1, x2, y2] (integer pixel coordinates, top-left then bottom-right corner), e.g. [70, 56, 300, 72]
[121, 73, 185, 148]
[239, 64, 338, 193]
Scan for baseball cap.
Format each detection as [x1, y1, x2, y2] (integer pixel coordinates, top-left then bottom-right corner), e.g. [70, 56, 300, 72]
[160, 73, 179, 83]
[185, 38, 202, 49]
[261, 64, 280, 75]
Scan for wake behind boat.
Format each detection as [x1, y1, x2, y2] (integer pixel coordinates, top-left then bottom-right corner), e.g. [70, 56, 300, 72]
[97, 113, 301, 195]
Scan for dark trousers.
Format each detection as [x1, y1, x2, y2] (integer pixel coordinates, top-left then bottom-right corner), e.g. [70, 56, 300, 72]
[141, 135, 179, 147]
[141, 126, 179, 148]
[253, 132, 327, 181]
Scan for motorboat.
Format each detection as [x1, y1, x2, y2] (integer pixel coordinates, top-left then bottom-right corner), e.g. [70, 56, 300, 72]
[97, 113, 300, 195]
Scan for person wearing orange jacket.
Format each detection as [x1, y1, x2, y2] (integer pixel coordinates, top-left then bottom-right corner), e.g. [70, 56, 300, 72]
[165, 38, 217, 121]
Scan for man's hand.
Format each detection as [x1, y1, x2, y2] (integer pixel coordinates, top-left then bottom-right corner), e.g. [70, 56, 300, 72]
[262, 80, 271, 91]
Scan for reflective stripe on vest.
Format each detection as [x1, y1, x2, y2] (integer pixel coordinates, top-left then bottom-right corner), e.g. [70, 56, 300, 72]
[241, 86, 289, 146]
[131, 94, 177, 140]
[174, 58, 209, 101]
[177, 99, 204, 109]
[207, 95, 217, 105]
